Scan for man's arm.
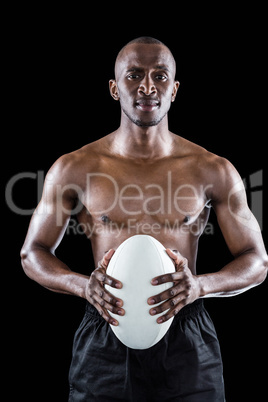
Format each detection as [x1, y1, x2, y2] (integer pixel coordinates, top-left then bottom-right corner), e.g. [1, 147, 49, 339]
[148, 158, 267, 323]
[20, 155, 89, 296]
[198, 158, 267, 297]
[20, 155, 124, 324]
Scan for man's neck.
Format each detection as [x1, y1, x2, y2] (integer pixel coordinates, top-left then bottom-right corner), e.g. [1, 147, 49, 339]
[111, 115, 174, 160]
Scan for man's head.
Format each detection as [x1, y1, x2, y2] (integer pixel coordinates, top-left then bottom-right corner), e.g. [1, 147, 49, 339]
[109, 37, 180, 127]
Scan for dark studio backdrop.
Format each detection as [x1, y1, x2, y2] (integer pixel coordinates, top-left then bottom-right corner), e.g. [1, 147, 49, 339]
[5, 7, 267, 401]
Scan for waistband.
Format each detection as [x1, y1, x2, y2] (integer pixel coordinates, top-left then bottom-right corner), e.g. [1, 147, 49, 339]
[85, 299, 204, 321]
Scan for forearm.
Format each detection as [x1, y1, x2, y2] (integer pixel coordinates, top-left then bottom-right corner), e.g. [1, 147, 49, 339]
[198, 251, 268, 298]
[21, 245, 89, 298]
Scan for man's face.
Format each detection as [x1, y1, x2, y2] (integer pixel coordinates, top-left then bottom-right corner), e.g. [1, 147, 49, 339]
[110, 44, 179, 127]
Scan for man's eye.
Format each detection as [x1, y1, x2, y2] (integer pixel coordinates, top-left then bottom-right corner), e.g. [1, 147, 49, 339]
[127, 74, 140, 80]
[155, 74, 167, 81]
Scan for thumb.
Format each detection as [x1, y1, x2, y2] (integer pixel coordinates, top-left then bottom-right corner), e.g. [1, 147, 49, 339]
[99, 249, 115, 269]
[166, 248, 185, 266]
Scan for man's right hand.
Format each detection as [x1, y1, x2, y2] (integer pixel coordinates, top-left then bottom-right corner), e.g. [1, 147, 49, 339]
[85, 249, 125, 326]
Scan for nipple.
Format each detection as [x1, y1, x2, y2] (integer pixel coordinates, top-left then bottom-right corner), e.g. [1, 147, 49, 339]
[101, 215, 110, 224]
[183, 215, 190, 223]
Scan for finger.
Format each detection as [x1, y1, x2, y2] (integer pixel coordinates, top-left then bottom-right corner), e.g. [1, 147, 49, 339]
[92, 302, 119, 326]
[94, 269, 123, 289]
[86, 291, 118, 325]
[100, 287, 124, 308]
[166, 248, 182, 259]
[151, 271, 184, 286]
[89, 290, 125, 326]
[149, 291, 188, 315]
[98, 249, 115, 269]
[105, 273, 123, 289]
[93, 292, 125, 317]
[148, 281, 186, 305]
[151, 273, 174, 286]
[155, 299, 187, 324]
[166, 248, 186, 267]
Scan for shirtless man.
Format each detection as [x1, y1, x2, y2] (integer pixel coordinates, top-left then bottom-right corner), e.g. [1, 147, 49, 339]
[21, 37, 267, 401]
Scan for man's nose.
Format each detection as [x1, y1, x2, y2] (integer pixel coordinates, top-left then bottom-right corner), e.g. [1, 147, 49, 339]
[138, 75, 156, 96]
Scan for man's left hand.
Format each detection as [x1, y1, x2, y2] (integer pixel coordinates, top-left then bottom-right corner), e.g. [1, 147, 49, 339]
[147, 249, 201, 323]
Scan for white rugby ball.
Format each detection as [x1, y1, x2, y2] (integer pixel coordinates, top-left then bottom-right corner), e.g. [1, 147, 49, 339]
[105, 235, 175, 349]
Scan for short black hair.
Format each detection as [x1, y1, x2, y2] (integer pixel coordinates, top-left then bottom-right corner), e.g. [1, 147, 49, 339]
[116, 36, 176, 69]
[117, 37, 166, 59]
[115, 36, 176, 78]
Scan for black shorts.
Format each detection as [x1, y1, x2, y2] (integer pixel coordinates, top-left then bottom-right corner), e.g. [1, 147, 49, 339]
[68, 300, 225, 402]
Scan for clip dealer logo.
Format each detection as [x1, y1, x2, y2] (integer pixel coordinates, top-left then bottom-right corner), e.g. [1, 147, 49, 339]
[5, 169, 264, 233]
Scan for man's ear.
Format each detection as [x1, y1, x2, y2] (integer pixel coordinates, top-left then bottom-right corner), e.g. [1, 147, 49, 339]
[171, 81, 180, 102]
[109, 79, 120, 100]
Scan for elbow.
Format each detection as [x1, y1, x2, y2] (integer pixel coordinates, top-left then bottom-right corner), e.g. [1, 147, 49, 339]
[252, 251, 268, 286]
[20, 246, 28, 262]
[20, 246, 34, 279]
[258, 255, 268, 284]
[20, 246, 29, 273]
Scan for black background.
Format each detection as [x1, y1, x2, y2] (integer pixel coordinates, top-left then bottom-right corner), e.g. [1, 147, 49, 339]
[4, 5, 267, 401]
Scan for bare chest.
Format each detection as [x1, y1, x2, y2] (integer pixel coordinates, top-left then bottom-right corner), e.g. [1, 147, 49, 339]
[79, 162, 211, 233]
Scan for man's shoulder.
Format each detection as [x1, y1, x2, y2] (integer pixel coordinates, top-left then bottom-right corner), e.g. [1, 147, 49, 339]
[173, 134, 227, 166]
[45, 139, 104, 186]
[51, 136, 111, 172]
[172, 134, 239, 186]
[185, 143, 242, 202]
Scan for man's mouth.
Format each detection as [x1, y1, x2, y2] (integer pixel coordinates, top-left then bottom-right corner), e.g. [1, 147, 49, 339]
[135, 99, 160, 112]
